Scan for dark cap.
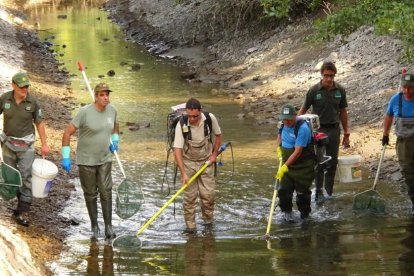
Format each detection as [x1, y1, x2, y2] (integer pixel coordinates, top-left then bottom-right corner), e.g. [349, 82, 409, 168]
[401, 73, 414, 87]
[94, 83, 112, 93]
[279, 104, 296, 120]
[12, 72, 30, 87]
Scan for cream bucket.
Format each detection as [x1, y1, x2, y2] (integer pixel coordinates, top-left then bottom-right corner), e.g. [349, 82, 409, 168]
[337, 155, 362, 183]
[32, 158, 58, 198]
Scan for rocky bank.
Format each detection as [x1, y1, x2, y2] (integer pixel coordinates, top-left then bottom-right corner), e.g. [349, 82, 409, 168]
[0, 0, 413, 274]
[0, 0, 74, 274]
[104, 0, 413, 181]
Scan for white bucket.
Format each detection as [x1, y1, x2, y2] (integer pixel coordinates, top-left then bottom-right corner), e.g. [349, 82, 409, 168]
[337, 155, 362, 183]
[32, 158, 58, 198]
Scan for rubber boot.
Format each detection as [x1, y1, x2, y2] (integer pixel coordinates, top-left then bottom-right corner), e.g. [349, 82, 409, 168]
[85, 199, 100, 239]
[101, 198, 116, 240]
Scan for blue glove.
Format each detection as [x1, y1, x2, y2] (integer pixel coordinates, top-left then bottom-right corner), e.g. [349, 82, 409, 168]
[61, 146, 71, 173]
[109, 133, 119, 153]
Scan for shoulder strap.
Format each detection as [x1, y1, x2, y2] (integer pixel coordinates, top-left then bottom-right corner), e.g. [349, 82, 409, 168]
[398, 92, 403, 118]
[203, 112, 212, 138]
[294, 119, 306, 137]
[180, 112, 212, 141]
[180, 115, 190, 140]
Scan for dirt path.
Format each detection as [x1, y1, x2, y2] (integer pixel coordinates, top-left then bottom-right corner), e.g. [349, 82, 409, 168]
[0, 1, 75, 274]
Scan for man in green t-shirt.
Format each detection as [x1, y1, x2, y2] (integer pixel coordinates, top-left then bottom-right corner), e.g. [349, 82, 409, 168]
[61, 83, 119, 240]
[298, 62, 350, 202]
[0, 72, 50, 227]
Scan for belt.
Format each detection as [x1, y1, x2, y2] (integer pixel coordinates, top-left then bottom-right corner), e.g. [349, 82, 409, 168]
[320, 123, 339, 128]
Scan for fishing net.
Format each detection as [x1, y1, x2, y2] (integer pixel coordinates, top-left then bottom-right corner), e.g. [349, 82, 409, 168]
[112, 234, 142, 250]
[0, 162, 22, 201]
[352, 190, 386, 213]
[115, 178, 145, 220]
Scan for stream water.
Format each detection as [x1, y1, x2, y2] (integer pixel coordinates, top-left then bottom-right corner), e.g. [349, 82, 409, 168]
[26, 1, 414, 275]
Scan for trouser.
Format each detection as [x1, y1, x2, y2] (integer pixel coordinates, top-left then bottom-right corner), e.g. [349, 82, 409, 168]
[278, 156, 315, 216]
[183, 159, 215, 229]
[79, 162, 113, 230]
[315, 127, 340, 196]
[2, 143, 35, 212]
[397, 136, 414, 204]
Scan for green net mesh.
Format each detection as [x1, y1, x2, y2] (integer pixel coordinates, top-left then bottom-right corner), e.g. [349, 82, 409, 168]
[112, 234, 142, 250]
[0, 162, 22, 201]
[353, 190, 386, 213]
[115, 178, 144, 220]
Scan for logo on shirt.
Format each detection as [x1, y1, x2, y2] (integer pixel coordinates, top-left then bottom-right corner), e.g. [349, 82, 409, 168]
[316, 93, 322, 100]
[4, 103, 10, 109]
[25, 105, 32, 111]
[107, 117, 113, 125]
[335, 91, 342, 98]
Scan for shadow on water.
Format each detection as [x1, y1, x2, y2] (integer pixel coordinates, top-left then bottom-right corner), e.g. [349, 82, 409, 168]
[26, 1, 414, 275]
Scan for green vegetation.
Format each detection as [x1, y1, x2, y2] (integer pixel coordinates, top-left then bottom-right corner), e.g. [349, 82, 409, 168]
[259, 0, 414, 59]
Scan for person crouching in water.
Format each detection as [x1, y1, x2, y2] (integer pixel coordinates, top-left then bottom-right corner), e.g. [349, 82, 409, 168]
[276, 104, 316, 221]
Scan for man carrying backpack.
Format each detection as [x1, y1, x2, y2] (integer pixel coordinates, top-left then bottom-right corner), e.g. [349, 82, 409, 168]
[173, 98, 222, 234]
[276, 104, 316, 221]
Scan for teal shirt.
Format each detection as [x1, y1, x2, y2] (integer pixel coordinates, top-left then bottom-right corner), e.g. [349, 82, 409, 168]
[303, 82, 347, 125]
[72, 104, 117, 165]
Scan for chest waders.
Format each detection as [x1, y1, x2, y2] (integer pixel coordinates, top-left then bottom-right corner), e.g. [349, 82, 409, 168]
[278, 147, 315, 219]
[395, 93, 414, 205]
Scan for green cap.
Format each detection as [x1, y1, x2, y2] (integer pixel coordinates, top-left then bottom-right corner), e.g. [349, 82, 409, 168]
[279, 104, 296, 120]
[94, 83, 112, 93]
[12, 72, 30, 87]
[401, 73, 414, 87]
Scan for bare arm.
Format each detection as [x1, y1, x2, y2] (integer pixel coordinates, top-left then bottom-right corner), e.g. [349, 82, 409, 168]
[284, 146, 303, 167]
[209, 133, 222, 163]
[174, 148, 189, 185]
[298, 106, 307, 116]
[112, 122, 119, 134]
[339, 108, 350, 134]
[383, 114, 394, 136]
[62, 123, 77, 146]
[35, 121, 49, 157]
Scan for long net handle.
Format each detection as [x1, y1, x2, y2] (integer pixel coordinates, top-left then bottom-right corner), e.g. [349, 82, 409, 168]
[136, 142, 230, 236]
[77, 61, 95, 102]
[372, 145, 386, 190]
[136, 162, 210, 236]
[265, 154, 283, 237]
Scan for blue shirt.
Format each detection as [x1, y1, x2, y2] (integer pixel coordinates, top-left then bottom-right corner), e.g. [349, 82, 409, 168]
[386, 92, 414, 118]
[281, 122, 312, 148]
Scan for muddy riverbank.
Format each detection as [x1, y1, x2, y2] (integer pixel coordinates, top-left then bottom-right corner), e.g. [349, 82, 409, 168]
[104, 0, 411, 180]
[0, 0, 75, 274]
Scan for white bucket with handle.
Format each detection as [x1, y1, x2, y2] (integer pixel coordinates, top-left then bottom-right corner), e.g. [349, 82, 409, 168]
[337, 155, 362, 183]
[32, 158, 58, 198]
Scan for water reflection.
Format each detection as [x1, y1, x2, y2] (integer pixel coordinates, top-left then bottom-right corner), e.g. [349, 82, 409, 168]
[184, 235, 218, 276]
[399, 219, 414, 275]
[86, 241, 114, 276]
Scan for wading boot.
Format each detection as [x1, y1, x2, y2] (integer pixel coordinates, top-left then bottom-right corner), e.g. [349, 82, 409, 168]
[85, 199, 100, 239]
[283, 211, 294, 223]
[315, 189, 325, 205]
[101, 198, 116, 240]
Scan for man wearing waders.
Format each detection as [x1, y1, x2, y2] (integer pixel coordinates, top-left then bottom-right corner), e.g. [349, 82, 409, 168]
[382, 72, 414, 214]
[174, 98, 222, 234]
[0, 72, 50, 226]
[61, 83, 119, 240]
[298, 62, 350, 203]
[276, 104, 316, 221]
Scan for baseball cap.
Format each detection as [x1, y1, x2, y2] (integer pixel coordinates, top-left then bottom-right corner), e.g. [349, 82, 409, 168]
[12, 72, 30, 87]
[94, 83, 112, 93]
[401, 73, 414, 87]
[279, 104, 297, 120]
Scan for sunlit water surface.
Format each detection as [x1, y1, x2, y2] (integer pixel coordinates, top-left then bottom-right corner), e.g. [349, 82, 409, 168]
[26, 2, 414, 275]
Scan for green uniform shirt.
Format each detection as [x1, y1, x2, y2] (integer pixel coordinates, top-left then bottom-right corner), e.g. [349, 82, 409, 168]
[303, 82, 348, 125]
[0, 91, 42, 137]
[72, 103, 117, 166]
